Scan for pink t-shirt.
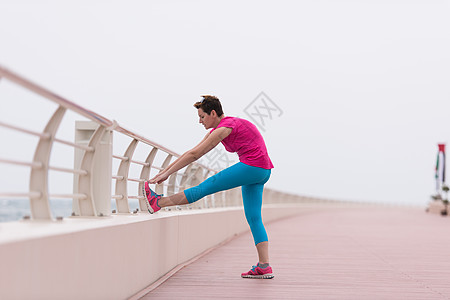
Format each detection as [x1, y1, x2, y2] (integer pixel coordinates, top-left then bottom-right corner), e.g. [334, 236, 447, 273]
[211, 116, 274, 169]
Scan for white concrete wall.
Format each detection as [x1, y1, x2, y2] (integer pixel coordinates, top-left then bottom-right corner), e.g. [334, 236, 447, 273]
[0, 204, 319, 300]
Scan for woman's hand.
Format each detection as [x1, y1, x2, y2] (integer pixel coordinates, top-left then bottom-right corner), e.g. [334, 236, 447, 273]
[149, 172, 169, 184]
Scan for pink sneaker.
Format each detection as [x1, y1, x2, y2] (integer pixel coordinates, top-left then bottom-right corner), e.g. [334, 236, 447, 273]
[241, 263, 274, 279]
[143, 181, 162, 214]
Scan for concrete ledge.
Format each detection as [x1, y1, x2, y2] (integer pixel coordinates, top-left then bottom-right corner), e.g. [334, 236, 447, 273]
[0, 203, 333, 300]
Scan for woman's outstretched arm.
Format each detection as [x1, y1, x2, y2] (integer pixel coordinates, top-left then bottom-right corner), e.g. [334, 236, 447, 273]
[149, 127, 232, 184]
[162, 132, 210, 172]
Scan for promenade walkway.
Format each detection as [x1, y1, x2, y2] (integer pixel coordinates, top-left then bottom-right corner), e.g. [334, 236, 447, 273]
[139, 205, 450, 299]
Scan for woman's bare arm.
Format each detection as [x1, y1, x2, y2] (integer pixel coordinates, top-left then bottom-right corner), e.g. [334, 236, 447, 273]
[163, 132, 210, 171]
[149, 127, 232, 184]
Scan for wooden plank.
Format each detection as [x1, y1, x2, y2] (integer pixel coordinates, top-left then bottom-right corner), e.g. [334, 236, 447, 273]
[141, 206, 450, 299]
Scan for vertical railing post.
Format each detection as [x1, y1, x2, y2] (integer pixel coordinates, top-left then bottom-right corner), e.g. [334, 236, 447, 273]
[179, 164, 193, 191]
[115, 139, 138, 213]
[138, 147, 158, 212]
[167, 172, 178, 196]
[29, 106, 66, 220]
[155, 154, 173, 195]
[74, 121, 112, 217]
[178, 165, 197, 208]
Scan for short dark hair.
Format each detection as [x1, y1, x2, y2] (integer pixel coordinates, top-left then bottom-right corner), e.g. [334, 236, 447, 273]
[193, 95, 224, 116]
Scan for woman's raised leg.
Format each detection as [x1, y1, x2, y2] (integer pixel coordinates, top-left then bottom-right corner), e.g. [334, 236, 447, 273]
[158, 192, 189, 207]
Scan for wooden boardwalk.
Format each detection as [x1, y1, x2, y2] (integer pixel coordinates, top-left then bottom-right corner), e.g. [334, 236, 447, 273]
[140, 206, 450, 299]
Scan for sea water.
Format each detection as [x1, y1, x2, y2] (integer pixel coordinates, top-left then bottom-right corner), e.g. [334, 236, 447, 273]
[0, 198, 141, 223]
[0, 199, 73, 223]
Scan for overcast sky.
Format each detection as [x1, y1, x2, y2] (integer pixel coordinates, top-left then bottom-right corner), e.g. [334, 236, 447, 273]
[1, 0, 449, 207]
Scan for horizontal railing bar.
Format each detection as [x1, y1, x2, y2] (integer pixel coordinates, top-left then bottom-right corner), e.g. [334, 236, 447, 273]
[112, 176, 174, 186]
[0, 66, 114, 128]
[49, 166, 88, 175]
[128, 178, 144, 183]
[152, 166, 163, 171]
[0, 192, 41, 199]
[112, 195, 124, 199]
[114, 125, 216, 173]
[123, 178, 175, 188]
[113, 155, 128, 161]
[128, 195, 145, 199]
[0, 120, 50, 139]
[145, 182, 172, 187]
[0, 158, 43, 169]
[54, 137, 94, 152]
[115, 125, 180, 158]
[130, 159, 150, 167]
[50, 193, 87, 200]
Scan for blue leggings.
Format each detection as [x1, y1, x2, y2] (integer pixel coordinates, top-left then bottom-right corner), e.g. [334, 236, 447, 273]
[184, 162, 271, 245]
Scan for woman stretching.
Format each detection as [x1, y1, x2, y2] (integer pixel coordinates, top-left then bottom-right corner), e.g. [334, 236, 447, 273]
[143, 95, 274, 279]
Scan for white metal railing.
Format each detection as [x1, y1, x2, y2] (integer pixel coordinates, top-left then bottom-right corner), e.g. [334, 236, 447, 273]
[0, 65, 321, 222]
